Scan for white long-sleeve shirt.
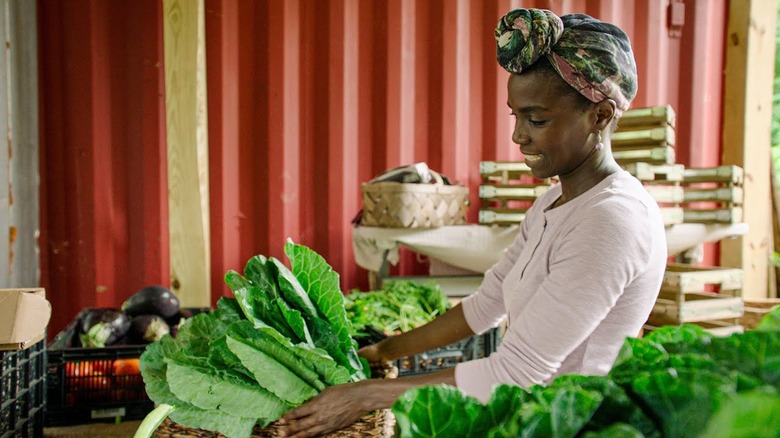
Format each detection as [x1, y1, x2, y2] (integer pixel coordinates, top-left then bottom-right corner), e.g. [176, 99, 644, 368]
[454, 170, 667, 402]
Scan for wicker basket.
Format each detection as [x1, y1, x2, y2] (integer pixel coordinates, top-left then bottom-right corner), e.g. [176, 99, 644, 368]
[154, 366, 397, 438]
[154, 410, 393, 438]
[361, 180, 469, 228]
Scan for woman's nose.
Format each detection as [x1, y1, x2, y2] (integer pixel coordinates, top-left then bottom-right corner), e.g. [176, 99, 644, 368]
[512, 127, 530, 145]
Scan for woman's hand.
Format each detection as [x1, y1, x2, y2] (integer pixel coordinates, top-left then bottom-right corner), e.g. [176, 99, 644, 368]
[276, 381, 372, 438]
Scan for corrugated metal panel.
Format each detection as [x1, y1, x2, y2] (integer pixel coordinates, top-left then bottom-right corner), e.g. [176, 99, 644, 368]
[38, 0, 728, 335]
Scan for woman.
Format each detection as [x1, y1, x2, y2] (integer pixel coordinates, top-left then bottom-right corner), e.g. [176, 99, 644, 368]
[278, 8, 666, 437]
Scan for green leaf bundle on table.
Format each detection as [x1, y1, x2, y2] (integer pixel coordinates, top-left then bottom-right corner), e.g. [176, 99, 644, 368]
[137, 240, 368, 438]
[345, 280, 451, 337]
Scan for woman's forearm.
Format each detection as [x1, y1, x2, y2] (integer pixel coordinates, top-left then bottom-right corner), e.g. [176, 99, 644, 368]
[358, 367, 457, 411]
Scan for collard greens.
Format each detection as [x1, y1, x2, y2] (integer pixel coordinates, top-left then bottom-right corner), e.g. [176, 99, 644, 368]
[392, 306, 780, 438]
[139, 240, 367, 438]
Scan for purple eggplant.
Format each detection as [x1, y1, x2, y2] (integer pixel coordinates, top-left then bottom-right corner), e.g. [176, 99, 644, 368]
[121, 285, 180, 318]
[127, 314, 171, 344]
[78, 308, 131, 348]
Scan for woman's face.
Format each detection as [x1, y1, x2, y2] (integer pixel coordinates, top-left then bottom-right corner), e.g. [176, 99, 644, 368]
[507, 71, 596, 180]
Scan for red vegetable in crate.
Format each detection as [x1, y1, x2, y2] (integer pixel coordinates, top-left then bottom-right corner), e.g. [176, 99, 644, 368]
[78, 308, 131, 348]
[127, 315, 171, 344]
[113, 358, 141, 375]
[122, 285, 180, 318]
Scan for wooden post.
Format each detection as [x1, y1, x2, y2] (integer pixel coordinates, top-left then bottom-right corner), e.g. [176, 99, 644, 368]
[720, 0, 778, 299]
[163, 0, 211, 307]
[0, 0, 40, 287]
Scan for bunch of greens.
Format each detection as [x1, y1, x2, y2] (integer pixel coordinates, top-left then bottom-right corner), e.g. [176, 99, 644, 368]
[345, 280, 450, 336]
[139, 241, 367, 438]
[392, 307, 780, 438]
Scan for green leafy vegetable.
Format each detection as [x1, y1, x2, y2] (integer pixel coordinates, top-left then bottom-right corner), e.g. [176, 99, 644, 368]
[346, 280, 450, 336]
[391, 305, 780, 437]
[140, 241, 369, 438]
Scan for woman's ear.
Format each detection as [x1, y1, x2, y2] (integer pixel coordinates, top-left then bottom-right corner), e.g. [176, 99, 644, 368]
[593, 99, 617, 131]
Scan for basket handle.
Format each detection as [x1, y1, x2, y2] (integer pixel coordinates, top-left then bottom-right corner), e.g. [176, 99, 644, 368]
[428, 169, 445, 185]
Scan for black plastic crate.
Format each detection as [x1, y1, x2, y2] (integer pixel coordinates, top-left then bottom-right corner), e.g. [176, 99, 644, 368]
[1, 339, 46, 438]
[45, 345, 153, 426]
[395, 327, 500, 376]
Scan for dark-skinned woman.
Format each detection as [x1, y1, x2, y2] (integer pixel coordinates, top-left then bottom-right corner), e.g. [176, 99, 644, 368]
[277, 8, 666, 438]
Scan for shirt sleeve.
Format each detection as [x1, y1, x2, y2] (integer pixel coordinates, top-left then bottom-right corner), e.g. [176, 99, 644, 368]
[455, 196, 655, 402]
[459, 207, 532, 334]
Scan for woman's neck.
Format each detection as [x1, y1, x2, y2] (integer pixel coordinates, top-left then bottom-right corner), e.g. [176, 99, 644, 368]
[555, 149, 622, 207]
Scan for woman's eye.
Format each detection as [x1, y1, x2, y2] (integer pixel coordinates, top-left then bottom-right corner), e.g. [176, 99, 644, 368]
[529, 119, 546, 127]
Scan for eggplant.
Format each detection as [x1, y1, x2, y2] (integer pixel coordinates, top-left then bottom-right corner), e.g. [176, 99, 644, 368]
[78, 308, 131, 348]
[122, 285, 180, 318]
[127, 314, 171, 344]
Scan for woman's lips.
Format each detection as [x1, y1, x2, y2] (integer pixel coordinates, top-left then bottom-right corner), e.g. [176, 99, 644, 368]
[523, 154, 542, 164]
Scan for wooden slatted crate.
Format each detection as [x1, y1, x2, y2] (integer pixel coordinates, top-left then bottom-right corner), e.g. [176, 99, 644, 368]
[680, 166, 744, 224]
[618, 105, 676, 129]
[646, 263, 744, 335]
[623, 162, 684, 182]
[613, 106, 676, 166]
[478, 161, 551, 226]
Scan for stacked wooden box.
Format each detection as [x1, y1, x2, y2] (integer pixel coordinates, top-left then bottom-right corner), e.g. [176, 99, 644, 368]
[477, 161, 553, 225]
[679, 165, 744, 224]
[646, 263, 745, 336]
[612, 105, 676, 166]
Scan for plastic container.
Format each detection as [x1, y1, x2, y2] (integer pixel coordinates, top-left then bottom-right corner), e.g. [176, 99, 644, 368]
[395, 327, 500, 376]
[1, 339, 46, 438]
[45, 345, 152, 426]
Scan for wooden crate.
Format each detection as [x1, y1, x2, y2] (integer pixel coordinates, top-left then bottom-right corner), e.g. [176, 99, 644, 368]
[618, 105, 676, 129]
[739, 298, 780, 330]
[612, 125, 675, 147]
[478, 161, 552, 226]
[613, 146, 676, 165]
[623, 162, 684, 182]
[662, 263, 743, 294]
[478, 208, 528, 226]
[479, 161, 534, 182]
[647, 263, 744, 332]
[613, 105, 675, 166]
[679, 165, 744, 224]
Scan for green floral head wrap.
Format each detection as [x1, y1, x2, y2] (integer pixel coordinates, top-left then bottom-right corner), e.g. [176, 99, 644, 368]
[496, 8, 638, 115]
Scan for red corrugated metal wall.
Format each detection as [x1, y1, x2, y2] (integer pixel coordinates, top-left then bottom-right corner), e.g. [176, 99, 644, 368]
[38, 0, 727, 337]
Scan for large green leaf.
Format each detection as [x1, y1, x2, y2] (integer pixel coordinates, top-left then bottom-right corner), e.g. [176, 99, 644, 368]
[699, 389, 780, 438]
[630, 368, 736, 438]
[268, 257, 320, 319]
[581, 423, 645, 438]
[551, 375, 659, 438]
[285, 241, 366, 379]
[139, 336, 183, 407]
[707, 330, 780, 388]
[755, 305, 780, 332]
[225, 269, 306, 343]
[140, 337, 256, 438]
[393, 385, 497, 437]
[165, 361, 291, 426]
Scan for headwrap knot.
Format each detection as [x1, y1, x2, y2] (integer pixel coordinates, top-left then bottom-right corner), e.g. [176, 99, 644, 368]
[495, 8, 638, 114]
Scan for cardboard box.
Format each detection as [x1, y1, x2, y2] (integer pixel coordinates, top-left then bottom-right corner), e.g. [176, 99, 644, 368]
[0, 288, 51, 350]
